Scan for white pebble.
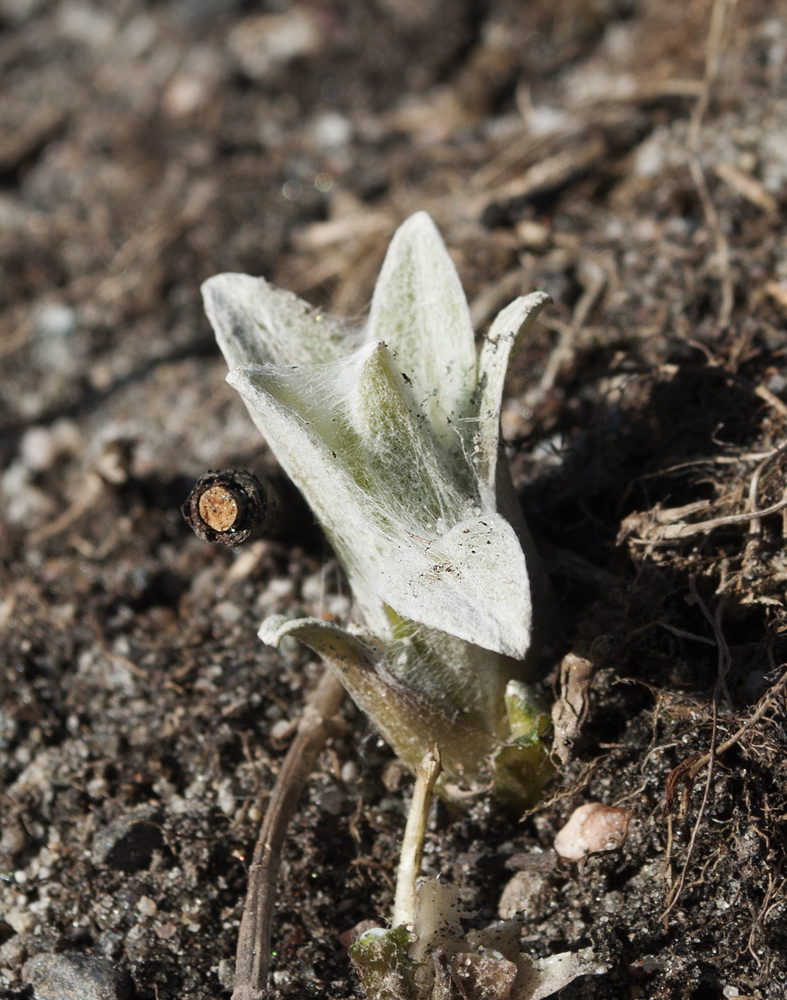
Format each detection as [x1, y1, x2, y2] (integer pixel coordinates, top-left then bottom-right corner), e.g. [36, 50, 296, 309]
[20, 427, 57, 472]
[310, 111, 352, 151]
[5, 906, 34, 934]
[35, 303, 77, 339]
[137, 895, 158, 917]
[217, 778, 237, 817]
[214, 600, 242, 624]
[228, 9, 321, 82]
[340, 761, 358, 785]
[162, 75, 208, 117]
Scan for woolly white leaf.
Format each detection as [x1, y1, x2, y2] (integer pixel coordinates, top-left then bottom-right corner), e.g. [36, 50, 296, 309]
[474, 292, 551, 507]
[203, 271, 351, 369]
[229, 340, 532, 657]
[367, 212, 477, 450]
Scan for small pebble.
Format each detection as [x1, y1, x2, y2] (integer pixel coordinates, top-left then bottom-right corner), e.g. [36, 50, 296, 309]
[214, 600, 242, 625]
[20, 427, 57, 472]
[57, 2, 116, 46]
[310, 111, 353, 151]
[228, 9, 321, 82]
[0, 933, 31, 969]
[217, 958, 235, 990]
[340, 760, 358, 785]
[35, 303, 77, 339]
[217, 777, 237, 817]
[515, 219, 551, 250]
[1, 823, 28, 856]
[24, 951, 132, 1000]
[91, 805, 165, 873]
[554, 803, 628, 860]
[6, 907, 35, 934]
[136, 895, 157, 918]
[270, 718, 297, 743]
[498, 870, 546, 920]
[162, 75, 209, 117]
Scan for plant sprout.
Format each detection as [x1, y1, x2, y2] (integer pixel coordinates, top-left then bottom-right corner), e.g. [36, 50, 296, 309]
[203, 211, 555, 801]
[201, 212, 612, 1000]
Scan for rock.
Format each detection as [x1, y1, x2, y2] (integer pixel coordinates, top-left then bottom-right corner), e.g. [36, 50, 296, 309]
[20, 427, 58, 472]
[33, 303, 78, 374]
[217, 957, 235, 990]
[1, 459, 56, 526]
[23, 952, 133, 1000]
[228, 9, 322, 82]
[554, 803, 628, 861]
[161, 47, 226, 118]
[91, 804, 165, 873]
[5, 907, 35, 934]
[309, 111, 353, 151]
[136, 895, 157, 918]
[20, 419, 82, 472]
[56, 3, 116, 48]
[1, 821, 27, 856]
[498, 870, 546, 920]
[0, 933, 33, 969]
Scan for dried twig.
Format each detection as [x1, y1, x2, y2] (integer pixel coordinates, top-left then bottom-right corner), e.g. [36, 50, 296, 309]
[660, 579, 729, 924]
[687, 0, 739, 330]
[747, 869, 786, 967]
[714, 162, 778, 214]
[486, 138, 605, 206]
[624, 492, 787, 545]
[741, 444, 785, 565]
[232, 669, 346, 1000]
[472, 79, 702, 193]
[532, 259, 607, 401]
[469, 266, 535, 332]
[754, 382, 787, 419]
[665, 661, 787, 810]
[551, 653, 595, 767]
[28, 471, 106, 545]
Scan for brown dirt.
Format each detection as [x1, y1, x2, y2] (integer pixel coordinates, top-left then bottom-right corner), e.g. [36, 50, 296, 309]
[1, 1, 787, 998]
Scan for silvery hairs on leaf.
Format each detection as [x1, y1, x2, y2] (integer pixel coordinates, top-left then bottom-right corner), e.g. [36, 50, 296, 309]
[202, 212, 554, 797]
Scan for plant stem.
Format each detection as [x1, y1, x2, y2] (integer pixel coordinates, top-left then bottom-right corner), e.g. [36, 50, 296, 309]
[232, 668, 346, 1000]
[392, 747, 442, 929]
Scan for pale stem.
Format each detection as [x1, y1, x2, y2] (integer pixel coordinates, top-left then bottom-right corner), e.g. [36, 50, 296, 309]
[391, 747, 442, 928]
[232, 668, 346, 1000]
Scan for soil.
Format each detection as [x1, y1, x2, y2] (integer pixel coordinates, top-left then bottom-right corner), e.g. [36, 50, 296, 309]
[2, 1, 787, 998]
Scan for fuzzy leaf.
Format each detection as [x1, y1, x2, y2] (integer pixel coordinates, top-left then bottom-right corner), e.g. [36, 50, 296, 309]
[260, 615, 497, 784]
[203, 272, 351, 369]
[229, 344, 532, 658]
[474, 292, 551, 507]
[367, 212, 477, 451]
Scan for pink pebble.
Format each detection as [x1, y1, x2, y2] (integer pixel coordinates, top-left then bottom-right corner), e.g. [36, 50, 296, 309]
[554, 803, 628, 860]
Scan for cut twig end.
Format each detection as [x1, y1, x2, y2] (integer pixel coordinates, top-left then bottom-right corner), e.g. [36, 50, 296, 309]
[182, 469, 281, 546]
